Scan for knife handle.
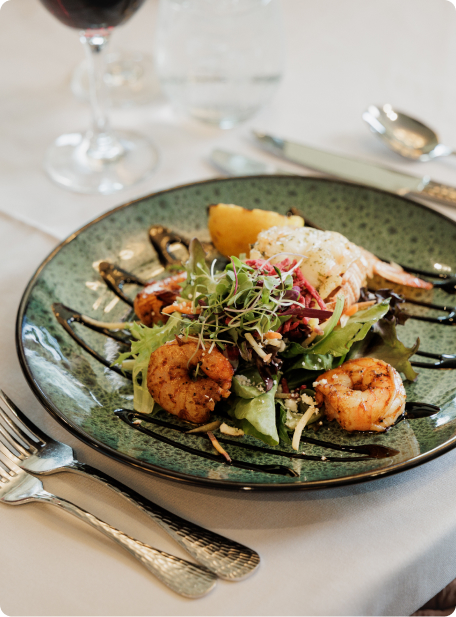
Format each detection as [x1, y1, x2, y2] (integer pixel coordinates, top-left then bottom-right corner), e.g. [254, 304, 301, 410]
[419, 181, 456, 207]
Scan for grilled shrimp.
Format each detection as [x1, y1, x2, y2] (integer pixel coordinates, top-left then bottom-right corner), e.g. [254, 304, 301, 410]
[250, 226, 432, 311]
[147, 340, 234, 424]
[134, 271, 186, 326]
[314, 357, 406, 432]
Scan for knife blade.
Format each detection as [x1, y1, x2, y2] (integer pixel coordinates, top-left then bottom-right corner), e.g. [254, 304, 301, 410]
[252, 130, 456, 207]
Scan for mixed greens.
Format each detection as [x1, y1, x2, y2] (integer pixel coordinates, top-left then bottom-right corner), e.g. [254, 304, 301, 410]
[115, 239, 418, 446]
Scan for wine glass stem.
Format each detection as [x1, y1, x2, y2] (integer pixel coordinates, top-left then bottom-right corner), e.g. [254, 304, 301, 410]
[80, 29, 124, 161]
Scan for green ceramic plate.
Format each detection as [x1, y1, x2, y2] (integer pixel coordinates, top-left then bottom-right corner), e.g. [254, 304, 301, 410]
[16, 176, 456, 490]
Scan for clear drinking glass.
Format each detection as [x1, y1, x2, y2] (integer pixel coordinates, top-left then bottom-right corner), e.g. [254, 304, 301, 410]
[40, 0, 159, 194]
[155, 0, 284, 129]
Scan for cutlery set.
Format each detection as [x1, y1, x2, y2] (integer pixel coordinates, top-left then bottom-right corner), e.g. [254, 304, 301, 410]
[211, 104, 456, 208]
[0, 390, 259, 597]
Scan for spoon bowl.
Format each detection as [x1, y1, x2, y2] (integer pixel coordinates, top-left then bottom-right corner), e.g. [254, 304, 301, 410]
[363, 104, 455, 162]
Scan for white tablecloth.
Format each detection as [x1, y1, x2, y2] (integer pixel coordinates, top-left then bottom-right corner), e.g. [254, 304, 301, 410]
[2, 1, 456, 615]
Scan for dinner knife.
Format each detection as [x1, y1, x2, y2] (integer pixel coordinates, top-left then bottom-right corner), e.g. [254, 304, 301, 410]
[252, 130, 456, 207]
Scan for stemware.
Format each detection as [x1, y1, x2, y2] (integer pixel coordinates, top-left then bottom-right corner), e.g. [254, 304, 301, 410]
[40, 0, 159, 194]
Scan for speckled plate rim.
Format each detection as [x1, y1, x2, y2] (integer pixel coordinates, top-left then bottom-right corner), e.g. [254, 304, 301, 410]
[15, 175, 456, 492]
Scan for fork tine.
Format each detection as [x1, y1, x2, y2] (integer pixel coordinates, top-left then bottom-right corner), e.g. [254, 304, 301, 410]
[0, 433, 23, 464]
[0, 410, 35, 455]
[0, 448, 20, 476]
[0, 396, 38, 449]
[0, 402, 39, 457]
[0, 464, 12, 481]
[0, 420, 30, 459]
[0, 390, 45, 446]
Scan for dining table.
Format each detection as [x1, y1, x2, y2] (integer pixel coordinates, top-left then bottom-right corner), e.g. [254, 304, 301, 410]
[2, 0, 456, 615]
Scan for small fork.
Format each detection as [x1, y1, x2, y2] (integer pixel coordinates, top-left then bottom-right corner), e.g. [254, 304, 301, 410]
[0, 443, 216, 597]
[0, 390, 260, 581]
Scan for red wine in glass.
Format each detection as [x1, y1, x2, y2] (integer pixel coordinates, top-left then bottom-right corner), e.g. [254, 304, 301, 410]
[40, 0, 146, 30]
[39, 0, 157, 194]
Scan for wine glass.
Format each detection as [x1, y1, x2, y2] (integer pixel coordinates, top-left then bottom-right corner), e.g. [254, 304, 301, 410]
[40, 0, 159, 194]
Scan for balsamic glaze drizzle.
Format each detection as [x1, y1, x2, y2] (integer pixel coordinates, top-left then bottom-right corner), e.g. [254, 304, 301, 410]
[98, 262, 146, 307]
[404, 401, 441, 419]
[115, 409, 299, 477]
[52, 303, 132, 378]
[115, 408, 401, 476]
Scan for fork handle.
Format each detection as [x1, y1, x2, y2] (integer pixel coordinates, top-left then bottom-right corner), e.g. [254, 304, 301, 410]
[68, 461, 259, 581]
[34, 489, 216, 598]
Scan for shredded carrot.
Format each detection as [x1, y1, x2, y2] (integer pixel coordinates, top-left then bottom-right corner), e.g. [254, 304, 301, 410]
[343, 300, 376, 317]
[162, 302, 201, 315]
[264, 331, 282, 340]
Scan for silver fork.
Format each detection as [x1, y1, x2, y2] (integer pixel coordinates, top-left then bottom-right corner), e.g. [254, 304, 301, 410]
[0, 444, 216, 598]
[0, 390, 260, 580]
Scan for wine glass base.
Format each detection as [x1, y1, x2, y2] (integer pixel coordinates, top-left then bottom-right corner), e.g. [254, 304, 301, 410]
[44, 130, 159, 195]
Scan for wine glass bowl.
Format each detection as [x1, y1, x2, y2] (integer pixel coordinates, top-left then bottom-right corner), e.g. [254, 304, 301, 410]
[39, 0, 147, 31]
[40, 0, 158, 194]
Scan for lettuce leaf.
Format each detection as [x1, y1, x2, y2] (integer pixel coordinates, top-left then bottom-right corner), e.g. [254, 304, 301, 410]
[346, 300, 391, 324]
[277, 405, 292, 445]
[348, 318, 419, 381]
[232, 368, 265, 399]
[181, 238, 217, 300]
[309, 322, 372, 356]
[289, 352, 335, 372]
[305, 295, 345, 351]
[310, 299, 390, 356]
[282, 300, 391, 384]
[230, 379, 279, 446]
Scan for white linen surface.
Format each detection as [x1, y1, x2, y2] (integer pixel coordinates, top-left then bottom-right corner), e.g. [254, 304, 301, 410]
[1, 1, 456, 615]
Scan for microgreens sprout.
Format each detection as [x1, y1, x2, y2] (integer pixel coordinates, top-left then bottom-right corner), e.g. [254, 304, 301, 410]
[175, 240, 327, 353]
[230, 257, 239, 294]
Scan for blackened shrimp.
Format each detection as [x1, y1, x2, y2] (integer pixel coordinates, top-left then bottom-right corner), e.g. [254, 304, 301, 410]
[147, 340, 234, 424]
[314, 357, 406, 432]
[134, 271, 186, 326]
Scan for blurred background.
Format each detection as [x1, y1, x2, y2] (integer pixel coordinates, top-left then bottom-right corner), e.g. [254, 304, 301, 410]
[1, 0, 455, 239]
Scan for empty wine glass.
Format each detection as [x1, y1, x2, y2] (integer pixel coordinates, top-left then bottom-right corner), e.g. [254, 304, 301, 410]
[40, 0, 158, 194]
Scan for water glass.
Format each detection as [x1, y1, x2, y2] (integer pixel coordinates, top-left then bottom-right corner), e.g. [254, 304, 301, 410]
[155, 0, 284, 129]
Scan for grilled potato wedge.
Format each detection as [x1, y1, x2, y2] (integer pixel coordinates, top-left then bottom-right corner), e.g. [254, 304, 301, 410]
[208, 203, 304, 257]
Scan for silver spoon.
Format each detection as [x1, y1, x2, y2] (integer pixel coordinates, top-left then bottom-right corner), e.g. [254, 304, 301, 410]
[362, 104, 456, 162]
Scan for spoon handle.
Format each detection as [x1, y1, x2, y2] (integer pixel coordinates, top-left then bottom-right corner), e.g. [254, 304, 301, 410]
[419, 181, 456, 208]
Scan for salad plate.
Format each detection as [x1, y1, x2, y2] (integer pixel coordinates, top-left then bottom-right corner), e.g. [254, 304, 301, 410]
[16, 175, 456, 490]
